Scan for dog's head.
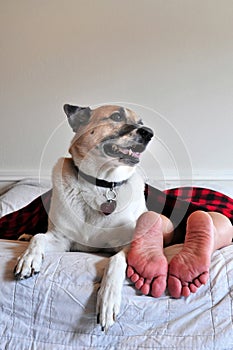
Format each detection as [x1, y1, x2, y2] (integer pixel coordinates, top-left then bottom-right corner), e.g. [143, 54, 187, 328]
[64, 104, 153, 176]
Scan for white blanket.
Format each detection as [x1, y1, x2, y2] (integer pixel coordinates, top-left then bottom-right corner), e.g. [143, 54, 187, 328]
[1, 239, 233, 350]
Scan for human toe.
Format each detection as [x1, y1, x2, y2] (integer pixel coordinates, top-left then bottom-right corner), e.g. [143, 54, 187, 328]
[167, 274, 182, 298]
[126, 265, 134, 278]
[135, 277, 145, 291]
[151, 275, 167, 297]
[139, 279, 151, 295]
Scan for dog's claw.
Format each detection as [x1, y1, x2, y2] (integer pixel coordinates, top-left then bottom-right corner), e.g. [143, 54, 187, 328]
[14, 266, 23, 280]
[31, 268, 40, 276]
[101, 325, 109, 334]
[97, 313, 100, 324]
[14, 272, 22, 281]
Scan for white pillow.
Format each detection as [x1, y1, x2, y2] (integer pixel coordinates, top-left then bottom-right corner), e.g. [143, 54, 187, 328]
[0, 179, 51, 218]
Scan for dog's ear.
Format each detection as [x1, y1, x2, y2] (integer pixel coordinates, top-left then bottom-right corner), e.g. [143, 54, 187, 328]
[63, 104, 91, 132]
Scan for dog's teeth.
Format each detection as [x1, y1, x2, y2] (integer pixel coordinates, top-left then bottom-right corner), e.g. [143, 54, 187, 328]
[128, 149, 133, 156]
[112, 144, 118, 151]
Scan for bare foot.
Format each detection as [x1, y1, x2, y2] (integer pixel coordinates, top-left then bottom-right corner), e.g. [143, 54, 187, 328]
[168, 211, 214, 298]
[127, 211, 168, 297]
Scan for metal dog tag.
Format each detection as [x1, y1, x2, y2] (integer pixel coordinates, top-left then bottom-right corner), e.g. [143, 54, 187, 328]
[100, 188, 117, 215]
[100, 200, 117, 215]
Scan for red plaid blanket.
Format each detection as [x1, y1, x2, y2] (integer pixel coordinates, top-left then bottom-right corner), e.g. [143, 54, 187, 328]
[0, 186, 233, 240]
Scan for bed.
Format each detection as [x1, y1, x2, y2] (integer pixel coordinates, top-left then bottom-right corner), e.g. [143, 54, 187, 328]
[0, 179, 233, 350]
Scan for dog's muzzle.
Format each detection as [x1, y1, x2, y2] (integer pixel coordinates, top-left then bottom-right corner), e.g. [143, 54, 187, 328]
[103, 125, 154, 166]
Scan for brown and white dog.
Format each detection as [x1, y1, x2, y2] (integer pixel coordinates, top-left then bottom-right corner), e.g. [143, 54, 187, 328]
[14, 104, 154, 331]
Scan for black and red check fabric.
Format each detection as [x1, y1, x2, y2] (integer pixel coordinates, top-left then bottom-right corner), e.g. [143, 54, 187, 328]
[145, 185, 233, 222]
[0, 185, 233, 241]
[166, 187, 233, 218]
[145, 185, 233, 243]
[0, 190, 52, 240]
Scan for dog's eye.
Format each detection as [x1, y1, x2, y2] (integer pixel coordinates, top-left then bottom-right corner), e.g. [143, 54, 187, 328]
[110, 113, 124, 122]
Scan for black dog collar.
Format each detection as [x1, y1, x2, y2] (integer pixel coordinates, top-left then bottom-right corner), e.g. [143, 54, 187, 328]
[74, 164, 128, 215]
[74, 165, 127, 189]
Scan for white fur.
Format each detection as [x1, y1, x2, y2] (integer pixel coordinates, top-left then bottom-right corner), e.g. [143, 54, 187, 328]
[15, 157, 147, 331]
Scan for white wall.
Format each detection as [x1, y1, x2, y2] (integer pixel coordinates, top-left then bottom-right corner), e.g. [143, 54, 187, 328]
[1, 0, 233, 184]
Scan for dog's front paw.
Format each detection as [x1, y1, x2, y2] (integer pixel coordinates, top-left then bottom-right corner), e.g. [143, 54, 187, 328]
[14, 249, 44, 280]
[96, 280, 121, 333]
[96, 250, 127, 332]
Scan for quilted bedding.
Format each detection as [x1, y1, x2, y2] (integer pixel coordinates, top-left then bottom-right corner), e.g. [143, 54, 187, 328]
[0, 240, 233, 350]
[0, 180, 233, 349]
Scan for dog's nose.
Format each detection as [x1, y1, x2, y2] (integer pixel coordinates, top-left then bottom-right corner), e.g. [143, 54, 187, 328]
[137, 126, 154, 142]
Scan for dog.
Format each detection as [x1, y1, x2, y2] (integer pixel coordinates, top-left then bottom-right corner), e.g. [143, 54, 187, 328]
[14, 104, 154, 331]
